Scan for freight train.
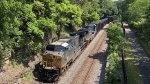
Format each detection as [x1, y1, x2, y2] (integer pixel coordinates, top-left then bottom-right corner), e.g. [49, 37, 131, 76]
[38, 16, 115, 82]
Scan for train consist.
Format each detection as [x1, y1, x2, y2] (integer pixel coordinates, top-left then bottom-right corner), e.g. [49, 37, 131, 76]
[39, 16, 116, 82]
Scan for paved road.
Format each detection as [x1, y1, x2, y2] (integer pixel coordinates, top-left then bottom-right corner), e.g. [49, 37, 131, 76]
[125, 27, 150, 84]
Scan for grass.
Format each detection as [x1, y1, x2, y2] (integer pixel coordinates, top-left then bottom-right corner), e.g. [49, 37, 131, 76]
[138, 39, 150, 57]
[23, 71, 33, 80]
[124, 40, 144, 84]
[11, 59, 17, 68]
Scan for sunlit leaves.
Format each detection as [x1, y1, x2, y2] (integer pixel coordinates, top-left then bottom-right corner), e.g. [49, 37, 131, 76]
[38, 18, 57, 30]
[106, 23, 124, 84]
[123, 0, 150, 44]
[128, 0, 150, 22]
[27, 22, 44, 38]
[0, 0, 118, 65]
[107, 23, 123, 51]
[32, 1, 45, 19]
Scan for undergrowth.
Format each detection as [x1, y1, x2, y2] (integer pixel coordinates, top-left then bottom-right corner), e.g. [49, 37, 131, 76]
[23, 71, 33, 81]
[106, 22, 123, 84]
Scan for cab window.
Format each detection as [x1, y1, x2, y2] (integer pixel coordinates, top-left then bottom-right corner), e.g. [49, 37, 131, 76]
[54, 45, 65, 52]
[46, 45, 55, 51]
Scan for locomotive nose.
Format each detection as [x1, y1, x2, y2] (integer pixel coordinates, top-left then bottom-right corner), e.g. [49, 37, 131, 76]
[42, 52, 62, 69]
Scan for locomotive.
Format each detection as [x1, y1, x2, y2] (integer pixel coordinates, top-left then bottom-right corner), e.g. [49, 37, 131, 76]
[39, 17, 112, 82]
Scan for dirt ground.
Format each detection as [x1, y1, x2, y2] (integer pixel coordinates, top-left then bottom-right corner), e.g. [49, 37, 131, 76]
[0, 53, 42, 84]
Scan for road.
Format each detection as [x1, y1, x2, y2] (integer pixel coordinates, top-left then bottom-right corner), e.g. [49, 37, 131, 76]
[125, 25, 150, 84]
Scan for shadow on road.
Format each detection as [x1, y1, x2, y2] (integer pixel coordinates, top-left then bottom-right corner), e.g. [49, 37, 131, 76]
[126, 29, 150, 84]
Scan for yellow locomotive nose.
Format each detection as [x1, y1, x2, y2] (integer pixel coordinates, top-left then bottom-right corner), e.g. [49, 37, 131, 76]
[43, 53, 62, 69]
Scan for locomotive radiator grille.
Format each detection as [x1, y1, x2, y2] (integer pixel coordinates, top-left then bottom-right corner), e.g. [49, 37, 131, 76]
[43, 54, 62, 69]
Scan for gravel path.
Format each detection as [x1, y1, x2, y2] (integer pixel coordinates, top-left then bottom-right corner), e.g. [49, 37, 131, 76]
[125, 27, 150, 84]
[57, 24, 109, 84]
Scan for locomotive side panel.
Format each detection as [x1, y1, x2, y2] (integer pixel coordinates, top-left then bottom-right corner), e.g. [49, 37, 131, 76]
[61, 44, 75, 68]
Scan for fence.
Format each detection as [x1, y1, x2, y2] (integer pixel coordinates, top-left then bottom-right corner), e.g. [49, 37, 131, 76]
[121, 22, 127, 84]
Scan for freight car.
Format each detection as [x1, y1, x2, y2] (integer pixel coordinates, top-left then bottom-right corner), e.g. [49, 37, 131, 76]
[39, 17, 110, 82]
[108, 15, 117, 22]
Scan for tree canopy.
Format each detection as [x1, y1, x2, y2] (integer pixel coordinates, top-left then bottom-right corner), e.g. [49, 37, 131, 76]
[0, 0, 118, 66]
[116, 0, 150, 48]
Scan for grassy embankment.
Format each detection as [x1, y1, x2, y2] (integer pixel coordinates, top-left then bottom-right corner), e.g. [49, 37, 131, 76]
[106, 22, 145, 84]
[23, 71, 33, 81]
[106, 23, 123, 84]
[137, 39, 150, 56]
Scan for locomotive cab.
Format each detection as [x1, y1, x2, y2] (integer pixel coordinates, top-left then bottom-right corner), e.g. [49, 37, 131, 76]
[41, 42, 71, 81]
[42, 43, 69, 70]
[41, 39, 76, 72]
[88, 24, 97, 33]
[85, 23, 97, 39]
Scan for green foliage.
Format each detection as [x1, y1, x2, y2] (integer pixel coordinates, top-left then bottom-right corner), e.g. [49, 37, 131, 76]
[70, 0, 118, 24]
[100, 0, 118, 16]
[107, 23, 123, 52]
[81, 0, 100, 23]
[128, 0, 150, 23]
[130, 0, 150, 45]
[11, 59, 17, 68]
[116, 0, 135, 21]
[106, 23, 124, 84]
[116, 0, 150, 45]
[23, 71, 33, 80]
[107, 52, 122, 84]
[0, 0, 118, 66]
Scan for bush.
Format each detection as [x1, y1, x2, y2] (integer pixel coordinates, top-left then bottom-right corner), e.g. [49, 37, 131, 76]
[106, 23, 124, 84]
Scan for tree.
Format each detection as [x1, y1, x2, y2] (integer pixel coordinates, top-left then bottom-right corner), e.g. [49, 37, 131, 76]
[47, 0, 83, 39]
[70, 0, 100, 25]
[0, 0, 118, 66]
[0, 0, 23, 65]
[116, 0, 150, 44]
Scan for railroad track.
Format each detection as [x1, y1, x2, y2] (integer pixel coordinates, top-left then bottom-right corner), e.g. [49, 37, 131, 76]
[83, 31, 107, 84]
[71, 27, 108, 84]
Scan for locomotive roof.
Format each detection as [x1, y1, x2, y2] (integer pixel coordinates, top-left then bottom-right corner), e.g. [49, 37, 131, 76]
[88, 23, 96, 27]
[51, 38, 70, 46]
[88, 21, 100, 26]
[59, 38, 70, 42]
[101, 18, 108, 22]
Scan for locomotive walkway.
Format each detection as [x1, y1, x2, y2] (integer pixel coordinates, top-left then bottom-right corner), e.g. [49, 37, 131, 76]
[125, 24, 150, 84]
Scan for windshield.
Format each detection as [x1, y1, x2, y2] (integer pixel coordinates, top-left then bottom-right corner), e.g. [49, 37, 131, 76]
[46, 45, 55, 51]
[46, 45, 65, 52]
[54, 45, 65, 52]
